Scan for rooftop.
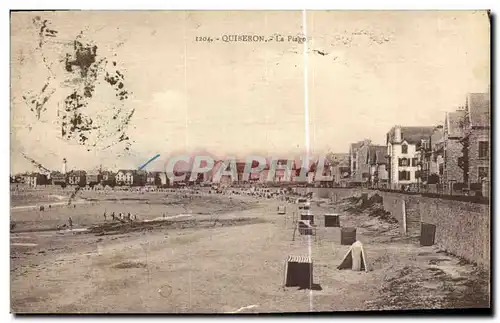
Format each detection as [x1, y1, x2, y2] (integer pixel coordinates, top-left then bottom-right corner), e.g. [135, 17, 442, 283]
[387, 126, 435, 145]
[369, 145, 387, 164]
[350, 140, 371, 152]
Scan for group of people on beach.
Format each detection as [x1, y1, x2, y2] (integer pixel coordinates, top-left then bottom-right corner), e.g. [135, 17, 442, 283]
[102, 211, 138, 222]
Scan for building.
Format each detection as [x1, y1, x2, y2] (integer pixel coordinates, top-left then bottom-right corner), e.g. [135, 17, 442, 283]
[68, 170, 87, 186]
[86, 171, 101, 186]
[51, 171, 67, 186]
[27, 173, 49, 187]
[189, 172, 204, 184]
[209, 160, 235, 184]
[354, 142, 373, 184]
[421, 125, 445, 185]
[116, 170, 147, 186]
[10, 175, 24, 184]
[291, 167, 309, 184]
[169, 170, 190, 186]
[236, 161, 248, 183]
[243, 160, 263, 183]
[273, 159, 295, 183]
[115, 170, 131, 185]
[332, 163, 350, 186]
[386, 125, 435, 188]
[136, 170, 147, 186]
[184, 171, 196, 184]
[146, 171, 162, 186]
[463, 92, 490, 186]
[208, 160, 240, 184]
[307, 159, 333, 187]
[100, 171, 116, 186]
[368, 145, 389, 187]
[442, 109, 468, 185]
[349, 139, 371, 182]
[206, 160, 222, 183]
[158, 172, 169, 186]
[259, 166, 272, 184]
[326, 153, 349, 186]
[327, 153, 349, 165]
[351, 144, 388, 187]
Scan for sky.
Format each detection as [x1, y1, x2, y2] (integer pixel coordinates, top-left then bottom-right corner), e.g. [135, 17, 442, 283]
[10, 10, 490, 174]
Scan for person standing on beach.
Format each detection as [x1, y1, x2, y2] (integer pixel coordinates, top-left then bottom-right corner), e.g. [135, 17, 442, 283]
[68, 217, 73, 230]
[103, 211, 107, 221]
[111, 212, 115, 221]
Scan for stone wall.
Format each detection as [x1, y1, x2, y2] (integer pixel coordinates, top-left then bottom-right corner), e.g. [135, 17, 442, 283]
[362, 190, 489, 268]
[292, 186, 490, 268]
[419, 198, 490, 268]
[328, 188, 361, 203]
[295, 187, 361, 202]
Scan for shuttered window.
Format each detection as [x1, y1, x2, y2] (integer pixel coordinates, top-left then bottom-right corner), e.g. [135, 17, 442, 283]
[398, 171, 411, 181]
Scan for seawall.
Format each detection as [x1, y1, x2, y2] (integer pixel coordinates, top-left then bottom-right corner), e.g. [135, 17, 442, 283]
[297, 187, 490, 268]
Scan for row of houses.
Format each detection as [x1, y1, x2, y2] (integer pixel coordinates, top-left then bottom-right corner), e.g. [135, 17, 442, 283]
[12, 170, 169, 188]
[347, 91, 490, 193]
[204, 160, 317, 185]
[13, 159, 343, 188]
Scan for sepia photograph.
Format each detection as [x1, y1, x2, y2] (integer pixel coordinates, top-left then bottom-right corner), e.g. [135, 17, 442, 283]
[9, 9, 491, 314]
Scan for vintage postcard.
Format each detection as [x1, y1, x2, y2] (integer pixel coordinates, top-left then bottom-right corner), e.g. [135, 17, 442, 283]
[10, 10, 491, 314]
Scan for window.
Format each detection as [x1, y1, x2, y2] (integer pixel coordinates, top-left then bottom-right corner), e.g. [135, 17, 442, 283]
[478, 167, 489, 180]
[398, 171, 411, 181]
[421, 140, 429, 150]
[479, 141, 489, 159]
[401, 144, 408, 154]
[398, 158, 409, 167]
[412, 158, 418, 167]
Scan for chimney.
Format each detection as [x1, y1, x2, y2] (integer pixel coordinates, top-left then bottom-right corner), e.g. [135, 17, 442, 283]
[394, 125, 402, 143]
[62, 158, 67, 174]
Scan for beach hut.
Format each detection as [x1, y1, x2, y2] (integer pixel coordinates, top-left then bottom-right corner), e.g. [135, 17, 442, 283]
[337, 241, 370, 272]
